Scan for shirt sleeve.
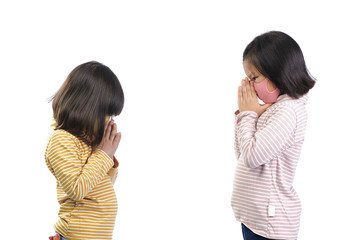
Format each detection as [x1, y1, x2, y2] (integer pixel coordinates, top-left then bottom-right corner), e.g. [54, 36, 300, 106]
[234, 106, 296, 168]
[46, 131, 114, 201]
[234, 110, 242, 160]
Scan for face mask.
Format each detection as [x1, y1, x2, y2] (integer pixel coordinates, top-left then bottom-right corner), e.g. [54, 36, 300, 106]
[253, 78, 280, 103]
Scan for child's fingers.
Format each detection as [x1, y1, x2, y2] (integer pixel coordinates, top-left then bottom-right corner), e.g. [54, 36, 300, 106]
[250, 81, 257, 97]
[104, 120, 113, 138]
[103, 121, 108, 137]
[109, 122, 117, 141]
[241, 80, 247, 94]
[114, 132, 121, 145]
[244, 80, 256, 99]
[247, 80, 253, 96]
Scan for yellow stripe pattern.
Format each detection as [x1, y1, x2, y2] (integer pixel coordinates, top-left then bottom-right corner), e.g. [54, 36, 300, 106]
[45, 129, 118, 240]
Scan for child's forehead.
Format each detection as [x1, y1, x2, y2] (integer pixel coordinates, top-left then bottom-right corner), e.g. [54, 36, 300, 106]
[243, 61, 259, 75]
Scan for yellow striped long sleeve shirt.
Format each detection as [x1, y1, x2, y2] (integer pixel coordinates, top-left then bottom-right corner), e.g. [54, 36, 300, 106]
[45, 129, 118, 240]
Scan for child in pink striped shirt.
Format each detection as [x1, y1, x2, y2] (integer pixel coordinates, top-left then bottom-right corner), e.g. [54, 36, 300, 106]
[232, 31, 316, 240]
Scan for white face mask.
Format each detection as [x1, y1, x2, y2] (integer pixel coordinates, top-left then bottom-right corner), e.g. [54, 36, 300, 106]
[253, 78, 280, 103]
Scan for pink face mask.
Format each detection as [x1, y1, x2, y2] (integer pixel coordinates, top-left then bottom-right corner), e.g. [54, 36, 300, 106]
[253, 78, 280, 103]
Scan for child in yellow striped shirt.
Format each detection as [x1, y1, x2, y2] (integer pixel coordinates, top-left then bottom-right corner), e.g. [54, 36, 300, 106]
[45, 61, 124, 240]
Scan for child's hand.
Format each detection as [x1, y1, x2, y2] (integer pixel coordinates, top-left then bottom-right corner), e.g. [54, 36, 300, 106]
[238, 78, 272, 116]
[99, 120, 121, 159]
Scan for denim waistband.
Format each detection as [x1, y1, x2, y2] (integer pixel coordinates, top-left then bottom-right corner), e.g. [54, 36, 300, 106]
[56, 232, 69, 240]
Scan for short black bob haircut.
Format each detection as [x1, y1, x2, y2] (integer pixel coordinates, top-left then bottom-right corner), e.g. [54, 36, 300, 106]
[52, 61, 124, 148]
[243, 31, 315, 98]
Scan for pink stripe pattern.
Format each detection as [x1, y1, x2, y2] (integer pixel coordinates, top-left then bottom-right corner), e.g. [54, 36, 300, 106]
[231, 94, 309, 240]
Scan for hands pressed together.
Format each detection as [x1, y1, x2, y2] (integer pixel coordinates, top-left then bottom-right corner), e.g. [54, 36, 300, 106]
[98, 120, 121, 160]
[238, 78, 272, 116]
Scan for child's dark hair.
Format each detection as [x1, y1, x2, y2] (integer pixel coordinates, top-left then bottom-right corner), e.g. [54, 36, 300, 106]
[243, 31, 315, 98]
[52, 61, 124, 148]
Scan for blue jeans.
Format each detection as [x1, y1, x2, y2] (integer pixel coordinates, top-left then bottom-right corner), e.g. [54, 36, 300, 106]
[57, 233, 69, 240]
[242, 224, 279, 240]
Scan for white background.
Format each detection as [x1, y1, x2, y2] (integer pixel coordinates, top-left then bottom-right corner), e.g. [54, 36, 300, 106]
[1, 0, 360, 239]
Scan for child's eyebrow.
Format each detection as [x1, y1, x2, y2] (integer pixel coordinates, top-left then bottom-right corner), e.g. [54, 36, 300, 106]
[246, 72, 256, 78]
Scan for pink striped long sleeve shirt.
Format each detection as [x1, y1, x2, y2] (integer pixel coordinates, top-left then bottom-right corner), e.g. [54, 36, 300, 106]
[231, 94, 308, 240]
